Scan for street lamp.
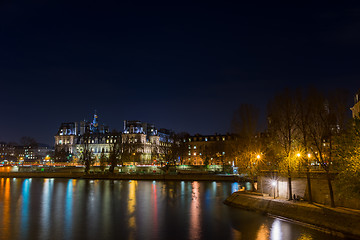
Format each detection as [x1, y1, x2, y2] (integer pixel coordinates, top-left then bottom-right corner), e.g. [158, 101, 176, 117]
[296, 153, 301, 158]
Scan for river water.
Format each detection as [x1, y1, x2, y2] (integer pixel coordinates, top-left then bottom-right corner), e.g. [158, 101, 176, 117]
[0, 178, 348, 240]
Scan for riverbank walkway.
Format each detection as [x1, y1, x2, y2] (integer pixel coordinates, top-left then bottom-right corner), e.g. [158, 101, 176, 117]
[225, 191, 360, 238]
[0, 172, 242, 181]
[246, 192, 360, 216]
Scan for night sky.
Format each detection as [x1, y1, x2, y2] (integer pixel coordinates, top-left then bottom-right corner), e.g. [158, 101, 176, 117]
[1, 1, 360, 145]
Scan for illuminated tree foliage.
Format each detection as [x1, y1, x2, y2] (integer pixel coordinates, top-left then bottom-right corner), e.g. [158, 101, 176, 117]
[230, 104, 263, 190]
[334, 118, 360, 198]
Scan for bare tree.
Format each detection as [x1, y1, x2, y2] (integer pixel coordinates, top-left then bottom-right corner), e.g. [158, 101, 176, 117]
[268, 89, 299, 200]
[307, 88, 349, 207]
[202, 143, 216, 166]
[80, 132, 95, 174]
[108, 130, 122, 173]
[175, 132, 190, 165]
[158, 133, 188, 167]
[295, 88, 313, 203]
[99, 148, 107, 172]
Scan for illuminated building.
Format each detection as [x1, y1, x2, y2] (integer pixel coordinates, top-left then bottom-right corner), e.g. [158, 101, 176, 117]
[183, 134, 232, 165]
[54, 114, 173, 164]
[0, 142, 15, 162]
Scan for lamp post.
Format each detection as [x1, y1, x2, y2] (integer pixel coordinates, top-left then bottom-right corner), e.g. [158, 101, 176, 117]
[256, 154, 261, 194]
[271, 180, 276, 199]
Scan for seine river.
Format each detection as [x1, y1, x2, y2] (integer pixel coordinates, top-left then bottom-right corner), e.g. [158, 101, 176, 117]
[0, 178, 349, 240]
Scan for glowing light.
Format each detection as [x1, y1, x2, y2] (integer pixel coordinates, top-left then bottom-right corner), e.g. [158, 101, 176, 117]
[307, 153, 311, 158]
[271, 181, 276, 187]
[256, 155, 261, 159]
[296, 153, 301, 157]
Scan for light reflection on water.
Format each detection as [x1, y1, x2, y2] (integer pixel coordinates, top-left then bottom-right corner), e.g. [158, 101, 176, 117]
[128, 180, 137, 240]
[190, 181, 201, 240]
[0, 178, 348, 240]
[65, 179, 73, 239]
[21, 179, 31, 239]
[3, 178, 10, 240]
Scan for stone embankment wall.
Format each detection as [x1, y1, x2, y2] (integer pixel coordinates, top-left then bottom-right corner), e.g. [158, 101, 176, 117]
[0, 172, 240, 181]
[258, 176, 360, 210]
[224, 192, 360, 238]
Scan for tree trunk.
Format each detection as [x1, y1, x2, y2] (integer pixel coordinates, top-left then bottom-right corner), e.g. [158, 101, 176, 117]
[288, 167, 293, 200]
[85, 163, 90, 174]
[109, 164, 114, 173]
[306, 168, 313, 204]
[326, 172, 336, 207]
[288, 176, 292, 200]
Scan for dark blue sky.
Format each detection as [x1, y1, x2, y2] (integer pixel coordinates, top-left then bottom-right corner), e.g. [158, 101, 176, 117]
[1, 1, 360, 145]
